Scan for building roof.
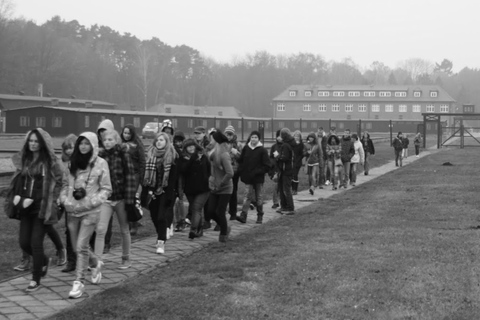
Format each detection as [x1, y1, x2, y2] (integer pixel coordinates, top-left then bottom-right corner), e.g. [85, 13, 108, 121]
[273, 85, 456, 103]
[0, 93, 116, 107]
[148, 103, 243, 117]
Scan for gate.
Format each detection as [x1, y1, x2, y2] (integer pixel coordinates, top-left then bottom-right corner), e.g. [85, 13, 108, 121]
[441, 118, 480, 148]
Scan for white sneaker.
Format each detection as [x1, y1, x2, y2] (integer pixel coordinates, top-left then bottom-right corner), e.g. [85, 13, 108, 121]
[170, 226, 174, 238]
[91, 261, 104, 284]
[325, 180, 331, 186]
[156, 240, 165, 254]
[166, 228, 171, 240]
[69, 281, 84, 299]
[416, 155, 419, 158]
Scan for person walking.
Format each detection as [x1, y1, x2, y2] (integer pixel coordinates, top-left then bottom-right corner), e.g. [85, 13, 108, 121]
[360, 131, 375, 175]
[414, 132, 422, 157]
[179, 139, 211, 239]
[142, 132, 178, 254]
[60, 132, 112, 299]
[236, 130, 271, 224]
[121, 124, 146, 236]
[224, 125, 243, 221]
[350, 133, 365, 187]
[172, 131, 188, 232]
[402, 135, 410, 159]
[269, 130, 282, 209]
[5, 128, 64, 292]
[304, 132, 323, 195]
[275, 128, 296, 215]
[291, 130, 305, 195]
[94, 130, 136, 269]
[326, 135, 342, 190]
[207, 131, 234, 242]
[340, 129, 355, 188]
[393, 132, 404, 167]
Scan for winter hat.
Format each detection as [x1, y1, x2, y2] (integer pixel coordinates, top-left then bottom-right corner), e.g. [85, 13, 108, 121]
[173, 131, 186, 142]
[212, 131, 228, 144]
[194, 126, 205, 134]
[182, 138, 203, 153]
[249, 130, 261, 140]
[224, 125, 235, 135]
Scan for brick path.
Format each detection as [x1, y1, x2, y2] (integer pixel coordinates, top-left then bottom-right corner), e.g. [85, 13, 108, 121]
[0, 151, 433, 319]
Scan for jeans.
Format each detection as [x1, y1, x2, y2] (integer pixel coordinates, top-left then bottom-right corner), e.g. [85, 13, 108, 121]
[241, 183, 264, 215]
[278, 174, 294, 211]
[207, 193, 231, 235]
[95, 200, 131, 260]
[228, 173, 240, 215]
[68, 212, 100, 282]
[272, 179, 280, 206]
[350, 163, 358, 183]
[186, 192, 210, 232]
[342, 161, 351, 186]
[364, 152, 371, 174]
[395, 149, 403, 166]
[327, 160, 334, 184]
[174, 176, 186, 224]
[307, 165, 319, 188]
[333, 164, 344, 188]
[402, 148, 409, 158]
[148, 193, 173, 241]
[19, 213, 47, 283]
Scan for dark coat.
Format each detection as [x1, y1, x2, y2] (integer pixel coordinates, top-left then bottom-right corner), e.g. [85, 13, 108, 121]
[278, 137, 295, 176]
[179, 153, 211, 196]
[238, 142, 271, 185]
[361, 137, 375, 155]
[340, 136, 355, 163]
[292, 142, 306, 169]
[269, 142, 282, 177]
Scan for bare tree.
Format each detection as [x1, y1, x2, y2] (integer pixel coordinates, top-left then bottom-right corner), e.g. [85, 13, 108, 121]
[397, 58, 434, 82]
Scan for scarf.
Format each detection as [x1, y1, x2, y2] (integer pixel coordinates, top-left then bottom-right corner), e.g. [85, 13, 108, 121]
[143, 147, 167, 188]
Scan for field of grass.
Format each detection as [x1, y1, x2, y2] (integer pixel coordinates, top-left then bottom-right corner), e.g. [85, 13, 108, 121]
[41, 146, 480, 320]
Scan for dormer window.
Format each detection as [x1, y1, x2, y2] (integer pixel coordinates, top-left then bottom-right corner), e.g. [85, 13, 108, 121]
[414, 91, 421, 97]
[333, 91, 345, 97]
[364, 91, 375, 97]
[395, 92, 407, 97]
[304, 90, 312, 97]
[430, 91, 438, 98]
[379, 91, 391, 97]
[318, 91, 330, 97]
[289, 90, 297, 97]
[348, 91, 360, 97]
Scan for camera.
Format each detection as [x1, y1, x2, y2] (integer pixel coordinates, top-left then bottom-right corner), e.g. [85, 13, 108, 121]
[73, 187, 87, 200]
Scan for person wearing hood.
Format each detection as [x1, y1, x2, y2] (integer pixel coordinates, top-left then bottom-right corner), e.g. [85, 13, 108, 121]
[224, 125, 243, 221]
[93, 129, 136, 270]
[274, 128, 296, 215]
[121, 124, 146, 236]
[179, 139, 211, 239]
[97, 119, 115, 150]
[5, 128, 65, 292]
[349, 133, 365, 187]
[60, 132, 112, 299]
[304, 132, 324, 195]
[340, 129, 355, 188]
[291, 130, 306, 195]
[361, 131, 375, 175]
[236, 131, 271, 224]
[142, 132, 178, 254]
[161, 119, 174, 139]
[172, 131, 188, 232]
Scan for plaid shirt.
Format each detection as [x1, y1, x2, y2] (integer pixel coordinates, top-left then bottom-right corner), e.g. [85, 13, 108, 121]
[99, 145, 136, 204]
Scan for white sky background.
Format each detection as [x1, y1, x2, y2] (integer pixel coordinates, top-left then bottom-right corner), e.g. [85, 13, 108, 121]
[12, 0, 480, 72]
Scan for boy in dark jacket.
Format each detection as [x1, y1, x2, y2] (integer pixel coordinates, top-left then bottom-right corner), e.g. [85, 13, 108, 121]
[361, 131, 375, 175]
[275, 128, 296, 215]
[269, 130, 282, 209]
[393, 132, 404, 167]
[237, 131, 271, 224]
[340, 129, 355, 188]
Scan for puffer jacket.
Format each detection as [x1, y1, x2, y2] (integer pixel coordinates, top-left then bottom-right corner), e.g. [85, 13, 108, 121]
[304, 133, 324, 167]
[60, 132, 112, 218]
[4, 128, 65, 224]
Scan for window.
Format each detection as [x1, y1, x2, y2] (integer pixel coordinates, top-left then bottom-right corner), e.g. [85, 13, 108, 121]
[304, 90, 312, 97]
[426, 104, 435, 112]
[385, 104, 393, 112]
[358, 104, 367, 112]
[277, 103, 285, 111]
[318, 104, 327, 112]
[399, 105, 407, 112]
[395, 92, 407, 97]
[194, 109, 200, 115]
[302, 122, 307, 129]
[294, 121, 300, 129]
[364, 91, 375, 97]
[289, 90, 297, 97]
[247, 121, 252, 129]
[278, 121, 284, 128]
[318, 91, 330, 97]
[85, 115, 90, 128]
[348, 91, 360, 97]
[413, 104, 421, 112]
[165, 107, 171, 113]
[366, 122, 372, 130]
[20, 116, 30, 127]
[333, 91, 345, 97]
[52, 116, 62, 128]
[414, 91, 421, 97]
[371, 104, 380, 112]
[345, 104, 353, 112]
[133, 117, 141, 128]
[187, 119, 193, 128]
[379, 91, 391, 97]
[303, 104, 311, 112]
[36, 117, 46, 127]
[332, 104, 340, 112]
[430, 91, 438, 97]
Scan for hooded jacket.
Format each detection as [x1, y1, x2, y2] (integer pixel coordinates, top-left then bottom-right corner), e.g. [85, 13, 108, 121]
[5, 128, 65, 224]
[340, 135, 355, 163]
[97, 119, 115, 148]
[238, 141, 270, 185]
[60, 132, 112, 217]
[304, 133, 324, 166]
[361, 135, 375, 155]
[351, 140, 365, 164]
[278, 129, 296, 176]
[179, 142, 211, 196]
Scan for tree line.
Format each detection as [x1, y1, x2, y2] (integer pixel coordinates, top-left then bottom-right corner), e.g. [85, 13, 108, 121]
[0, 8, 479, 117]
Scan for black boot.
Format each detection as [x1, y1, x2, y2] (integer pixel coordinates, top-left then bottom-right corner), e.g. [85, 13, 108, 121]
[229, 212, 237, 221]
[62, 260, 76, 273]
[256, 214, 263, 224]
[236, 212, 247, 224]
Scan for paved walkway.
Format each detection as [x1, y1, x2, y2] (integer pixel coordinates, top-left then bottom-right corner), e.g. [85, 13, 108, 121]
[0, 151, 434, 320]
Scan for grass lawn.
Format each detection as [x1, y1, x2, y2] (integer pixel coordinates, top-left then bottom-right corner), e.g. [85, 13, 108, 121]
[38, 145, 480, 318]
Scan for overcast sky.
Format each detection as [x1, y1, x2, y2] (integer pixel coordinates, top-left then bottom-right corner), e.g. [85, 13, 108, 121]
[11, 0, 479, 72]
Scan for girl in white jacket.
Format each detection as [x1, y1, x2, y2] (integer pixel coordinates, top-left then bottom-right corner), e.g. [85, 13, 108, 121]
[350, 134, 365, 187]
[60, 132, 112, 299]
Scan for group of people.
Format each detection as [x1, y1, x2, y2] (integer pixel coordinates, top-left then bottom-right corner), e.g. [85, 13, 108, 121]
[393, 132, 422, 167]
[6, 119, 414, 299]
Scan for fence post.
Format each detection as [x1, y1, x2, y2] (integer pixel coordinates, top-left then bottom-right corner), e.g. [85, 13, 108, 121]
[389, 120, 393, 146]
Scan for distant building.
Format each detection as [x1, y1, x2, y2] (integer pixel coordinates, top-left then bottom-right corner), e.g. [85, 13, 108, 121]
[0, 93, 117, 110]
[272, 85, 456, 120]
[148, 103, 243, 118]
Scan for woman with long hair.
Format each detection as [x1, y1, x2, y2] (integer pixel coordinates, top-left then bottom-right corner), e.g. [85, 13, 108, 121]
[94, 129, 136, 268]
[326, 135, 342, 190]
[5, 128, 64, 292]
[142, 132, 178, 254]
[207, 130, 234, 242]
[121, 124, 146, 235]
[61, 133, 112, 298]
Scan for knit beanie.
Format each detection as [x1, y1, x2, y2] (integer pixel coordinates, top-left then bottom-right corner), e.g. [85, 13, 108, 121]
[249, 130, 261, 140]
[224, 125, 235, 135]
